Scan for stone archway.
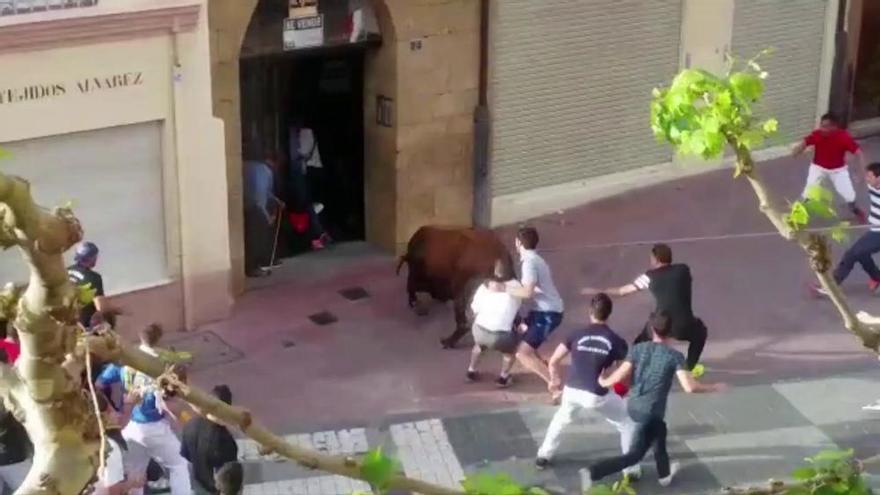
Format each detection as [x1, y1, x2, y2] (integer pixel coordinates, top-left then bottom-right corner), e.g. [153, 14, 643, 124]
[207, 0, 399, 295]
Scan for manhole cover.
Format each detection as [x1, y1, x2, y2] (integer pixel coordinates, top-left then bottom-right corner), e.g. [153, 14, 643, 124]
[339, 286, 370, 301]
[308, 311, 338, 326]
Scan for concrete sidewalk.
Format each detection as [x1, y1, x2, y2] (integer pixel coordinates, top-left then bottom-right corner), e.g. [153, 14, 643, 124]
[165, 138, 880, 493]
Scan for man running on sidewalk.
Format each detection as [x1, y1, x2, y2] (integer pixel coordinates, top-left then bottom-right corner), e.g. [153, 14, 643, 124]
[579, 312, 726, 490]
[792, 112, 868, 223]
[815, 162, 880, 296]
[490, 227, 564, 395]
[535, 293, 639, 478]
[583, 243, 707, 370]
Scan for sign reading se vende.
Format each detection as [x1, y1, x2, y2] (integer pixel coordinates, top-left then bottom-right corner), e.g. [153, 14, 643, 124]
[283, 15, 324, 50]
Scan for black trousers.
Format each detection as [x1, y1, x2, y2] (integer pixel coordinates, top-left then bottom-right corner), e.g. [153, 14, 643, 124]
[635, 317, 707, 370]
[244, 206, 272, 273]
[589, 416, 670, 481]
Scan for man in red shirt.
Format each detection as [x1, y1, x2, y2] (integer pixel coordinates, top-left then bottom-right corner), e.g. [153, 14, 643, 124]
[792, 112, 868, 222]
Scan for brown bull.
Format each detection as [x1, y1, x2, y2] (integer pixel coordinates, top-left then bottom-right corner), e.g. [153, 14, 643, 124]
[396, 225, 516, 349]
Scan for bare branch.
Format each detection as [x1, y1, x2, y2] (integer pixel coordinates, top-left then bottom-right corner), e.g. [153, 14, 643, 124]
[87, 334, 467, 495]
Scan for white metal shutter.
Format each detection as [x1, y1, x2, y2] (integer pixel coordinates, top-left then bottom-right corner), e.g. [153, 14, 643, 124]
[489, 0, 683, 197]
[0, 123, 168, 294]
[731, 0, 828, 146]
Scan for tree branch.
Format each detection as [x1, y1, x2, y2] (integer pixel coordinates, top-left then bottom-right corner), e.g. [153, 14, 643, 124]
[85, 334, 467, 495]
[734, 145, 880, 352]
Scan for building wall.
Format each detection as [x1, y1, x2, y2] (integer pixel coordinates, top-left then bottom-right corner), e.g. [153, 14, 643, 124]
[0, 1, 232, 335]
[208, 0, 480, 289]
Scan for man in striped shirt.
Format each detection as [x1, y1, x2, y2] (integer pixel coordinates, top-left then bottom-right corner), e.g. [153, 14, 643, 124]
[816, 162, 880, 295]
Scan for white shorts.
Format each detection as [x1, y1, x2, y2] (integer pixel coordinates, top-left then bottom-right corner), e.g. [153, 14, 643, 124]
[802, 163, 856, 203]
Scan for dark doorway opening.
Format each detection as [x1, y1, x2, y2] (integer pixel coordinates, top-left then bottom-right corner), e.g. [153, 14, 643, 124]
[851, 1, 880, 121]
[240, 48, 366, 260]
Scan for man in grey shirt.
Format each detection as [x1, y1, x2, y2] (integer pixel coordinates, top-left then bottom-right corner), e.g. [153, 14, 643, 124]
[491, 227, 564, 400]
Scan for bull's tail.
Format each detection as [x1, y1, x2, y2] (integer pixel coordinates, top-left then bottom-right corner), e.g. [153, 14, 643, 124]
[396, 255, 408, 275]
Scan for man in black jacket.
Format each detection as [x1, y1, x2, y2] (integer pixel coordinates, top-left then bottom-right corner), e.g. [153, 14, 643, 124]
[582, 243, 707, 370]
[181, 385, 239, 494]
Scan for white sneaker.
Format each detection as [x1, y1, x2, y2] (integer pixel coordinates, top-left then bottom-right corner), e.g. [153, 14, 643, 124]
[863, 401, 880, 411]
[579, 468, 593, 492]
[313, 202, 324, 214]
[623, 465, 642, 480]
[659, 462, 680, 487]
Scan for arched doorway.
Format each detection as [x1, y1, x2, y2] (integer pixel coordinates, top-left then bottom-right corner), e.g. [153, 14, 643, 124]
[208, 0, 398, 293]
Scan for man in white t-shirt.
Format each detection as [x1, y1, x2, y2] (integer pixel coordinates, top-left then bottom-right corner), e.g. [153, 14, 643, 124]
[467, 260, 523, 388]
[490, 227, 564, 398]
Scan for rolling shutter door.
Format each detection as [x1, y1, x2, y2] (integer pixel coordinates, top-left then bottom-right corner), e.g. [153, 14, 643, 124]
[0, 123, 169, 294]
[731, 0, 828, 146]
[490, 0, 683, 197]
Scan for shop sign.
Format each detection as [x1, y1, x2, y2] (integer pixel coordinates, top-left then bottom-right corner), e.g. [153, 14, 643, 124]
[0, 72, 144, 106]
[283, 15, 324, 50]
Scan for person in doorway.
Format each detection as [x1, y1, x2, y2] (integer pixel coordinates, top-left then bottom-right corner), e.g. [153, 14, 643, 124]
[96, 324, 191, 495]
[466, 259, 524, 388]
[68, 241, 120, 329]
[181, 385, 239, 495]
[243, 152, 284, 277]
[0, 320, 19, 364]
[582, 243, 707, 370]
[0, 349, 31, 494]
[535, 293, 639, 478]
[792, 112, 869, 223]
[215, 462, 244, 495]
[579, 311, 727, 491]
[490, 227, 564, 399]
[289, 117, 331, 250]
[814, 162, 880, 296]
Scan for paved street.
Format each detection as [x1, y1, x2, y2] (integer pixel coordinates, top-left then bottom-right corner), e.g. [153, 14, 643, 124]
[166, 139, 880, 493]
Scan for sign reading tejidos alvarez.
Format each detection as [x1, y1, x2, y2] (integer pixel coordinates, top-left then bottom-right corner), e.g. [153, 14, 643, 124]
[0, 72, 145, 106]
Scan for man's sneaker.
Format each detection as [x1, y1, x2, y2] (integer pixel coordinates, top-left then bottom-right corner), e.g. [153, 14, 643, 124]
[869, 279, 880, 294]
[658, 462, 681, 487]
[623, 465, 642, 481]
[535, 457, 551, 470]
[863, 400, 880, 411]
[810, 283, 830, 297]
[496, 375, 513, 388]
[466, 371, 480, 382]
[579, 468, 593, 492]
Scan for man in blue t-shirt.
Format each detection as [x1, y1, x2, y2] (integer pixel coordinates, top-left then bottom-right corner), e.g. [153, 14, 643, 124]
[96, 324, 191, 495]
[580, 311, 727, 491]
[535, 294, 638, 477]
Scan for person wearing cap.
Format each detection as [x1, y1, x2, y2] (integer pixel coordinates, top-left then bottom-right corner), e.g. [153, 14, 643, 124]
[68, 241, 118, 329]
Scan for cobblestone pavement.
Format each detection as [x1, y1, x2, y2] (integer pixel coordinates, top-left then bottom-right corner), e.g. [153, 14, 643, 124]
[236, 368, 880, 495]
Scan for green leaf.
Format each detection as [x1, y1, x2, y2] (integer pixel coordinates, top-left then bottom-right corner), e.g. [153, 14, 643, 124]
[791, 467, 818, 481]
[77, 283, 97, 305]
[691, 364, 706, 379]
[812, 449, 855, 463]
[786, 486, 812, 495]
[359, 448, 399, 492]
[463, 473, 525, 495]
[586, 485, 616, 495]
[0, 147, 10, 160]
[831, 222, 851, 244]
[526, 488, 551, 495]
[805, 185, 834, 204]
[741, 129, 765, 150]
[762, 118, 779, 134]
[730, 72, 765, 102]
[788, 201, 810, 228]
[804, 200, 836, 220]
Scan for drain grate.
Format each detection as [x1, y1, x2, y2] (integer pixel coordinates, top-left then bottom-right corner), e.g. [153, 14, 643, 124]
[339, 286, 370, 301]
[308, 311, 338, 326]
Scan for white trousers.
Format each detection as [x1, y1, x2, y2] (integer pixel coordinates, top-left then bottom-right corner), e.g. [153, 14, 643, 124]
[802, 163, 856, 203]
[0, 460, 30, 492]
[537, 387, 638, 464]
[121, 420, 191, 495]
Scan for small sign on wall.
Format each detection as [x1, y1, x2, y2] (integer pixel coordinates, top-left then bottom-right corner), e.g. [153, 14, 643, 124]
[283, 15, 324, 50]
[376, 95, 393, 127]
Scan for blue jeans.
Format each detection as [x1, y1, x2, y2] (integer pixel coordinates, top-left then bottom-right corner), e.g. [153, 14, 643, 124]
[834, 231, 880, 284]
[588, 415, 670, 481]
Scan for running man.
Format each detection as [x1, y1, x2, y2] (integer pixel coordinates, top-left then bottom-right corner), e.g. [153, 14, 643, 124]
[490, 227, 564, 395]
[815, 162, 880, 296]
[583, 243, 707, 370]
[579, 311, 726, 490]
[792, 112, 868, 223]
[535, 293, 639, 479]
[96, 324, 191, 495]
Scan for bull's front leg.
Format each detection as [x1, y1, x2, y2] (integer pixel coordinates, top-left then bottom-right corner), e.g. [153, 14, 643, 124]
[441, 295, 471, 349]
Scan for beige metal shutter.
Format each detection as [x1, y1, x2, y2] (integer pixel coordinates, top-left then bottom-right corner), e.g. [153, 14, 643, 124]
[731, 0, 828, 146]
[489, 0, 683, 197]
